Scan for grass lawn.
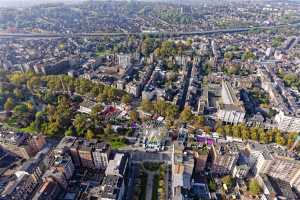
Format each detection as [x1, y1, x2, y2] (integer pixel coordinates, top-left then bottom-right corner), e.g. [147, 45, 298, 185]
[110, 138, 127, 149]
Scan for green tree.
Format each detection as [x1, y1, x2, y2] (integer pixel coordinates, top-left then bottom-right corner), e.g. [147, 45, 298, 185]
[140, 98, 153, 113]
[13, 88, 24, 100]
[9, 72, 28, 85]
[250, 128, 258, 141]
[121, 94, 132, 105]
[208, 179, 217, 192]
[216, 127, 224, 136]
[4, 97, 14, 111]
[258, 128, 267, 144]
[193, 115, 205, 129]
[26, 76, 41, 92]
[153, 100, 166, 116]
[104, 124, 114, 135]
[85, 129, 95, 141]
[287, 132, 298, 148]
[241, 128, 250, 140]
[248, 179, 261, 196]
[222, 175, 234, 189]
[73, 114, 86, 136]
[179, 107, 193, 123]
[141, 37, 156, 57]
[275, 132, 286, 146]
[129, 110, 139, 122]
[224, 51, 234, 60]
[91, 104, 103, 120]
[224, 125, 232, 136]
[65, 127, 74, 136]
[165, 104, 178, 121]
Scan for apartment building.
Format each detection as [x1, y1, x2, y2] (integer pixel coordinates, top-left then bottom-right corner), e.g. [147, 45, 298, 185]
[0, 130, 46, 159]
[92, 141, 110, 170]
[210, 142, 239, 176]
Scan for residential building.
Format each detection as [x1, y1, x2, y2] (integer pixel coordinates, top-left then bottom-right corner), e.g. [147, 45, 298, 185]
[105, 153, 128, 177]
[0, 174, 35, 200]
[210, 142, 239, 176]
[0, 131, 44, 159]
[92, 141, 110, 170]
[89, 175, 125, 200]
[32, 177, 63, 200]
[52, 153, 75, 180]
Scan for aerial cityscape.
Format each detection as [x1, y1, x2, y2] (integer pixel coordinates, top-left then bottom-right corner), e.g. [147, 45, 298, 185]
[0, 0, 300, 200]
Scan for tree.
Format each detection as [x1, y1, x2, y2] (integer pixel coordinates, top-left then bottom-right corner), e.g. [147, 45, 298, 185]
[224, 51, 234, 60]
[27, 76, 41, 92]
[248, 179, 261, 196]
[165, 104, 178, 121]
[140, 98, 153, 113]
[241, 50, 256, 61]
[141, 37, 156, 57]
[104, 124, 114, 135]
[193, 115, 205, 129]
[129, 110, 139, 122]
[275, 132, 286, 146]
[208, 179, 217, 192]
[224, 125, 232, 136]
[91, 104, 103, 120]
[222, 175, 234, 189]
[216, 127, 224, 136]
[85, 129, 95, 141]
[73, 114, 86, 136]
[4, 97, 14, 111]
[121, 94, 132, 105]
[9, 103, 34, 128]
[159, 40, 177, 57]
[287, 132, 298, 148]
[45, 121, 60, 137]
[65, 127, 74, 136]
[258, 128, 267, 144]
[9, 72, 28, 86]
[250, 128, 258, 141]
[13, 88, 24, 100]
[180, 107, 193, 123]
[203, 126, 211, 134]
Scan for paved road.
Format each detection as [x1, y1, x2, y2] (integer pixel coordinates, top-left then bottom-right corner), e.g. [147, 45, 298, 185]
[146, 171, 155, 200]
[0, 23, 299, 39]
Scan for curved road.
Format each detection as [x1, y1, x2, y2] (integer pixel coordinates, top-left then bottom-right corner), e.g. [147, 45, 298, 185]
[0, 23, 299, 39]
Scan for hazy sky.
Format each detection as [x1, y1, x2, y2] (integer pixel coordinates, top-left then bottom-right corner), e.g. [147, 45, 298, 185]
[0, 0, 87, 8]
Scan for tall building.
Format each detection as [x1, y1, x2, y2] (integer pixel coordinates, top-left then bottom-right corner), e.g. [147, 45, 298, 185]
[105, 153, 128, 177]
[92, 141, 110, 170]
[28, 134, 46, 154]
[88, 153, 128, 200]
[1, 174, 35, 200]
[210, 142, 239, 176]
[78, 140, 94, 169]
[275, 111, 300, 132]
[54, 136, 110, 170]
[117, 54, 132, 69]
[88, 175, 125, 200]
[53, 153, 75, 180]
[69, 139, 82, 167]
[0, 131, 45, 159]
[32, 176, 63, 200]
